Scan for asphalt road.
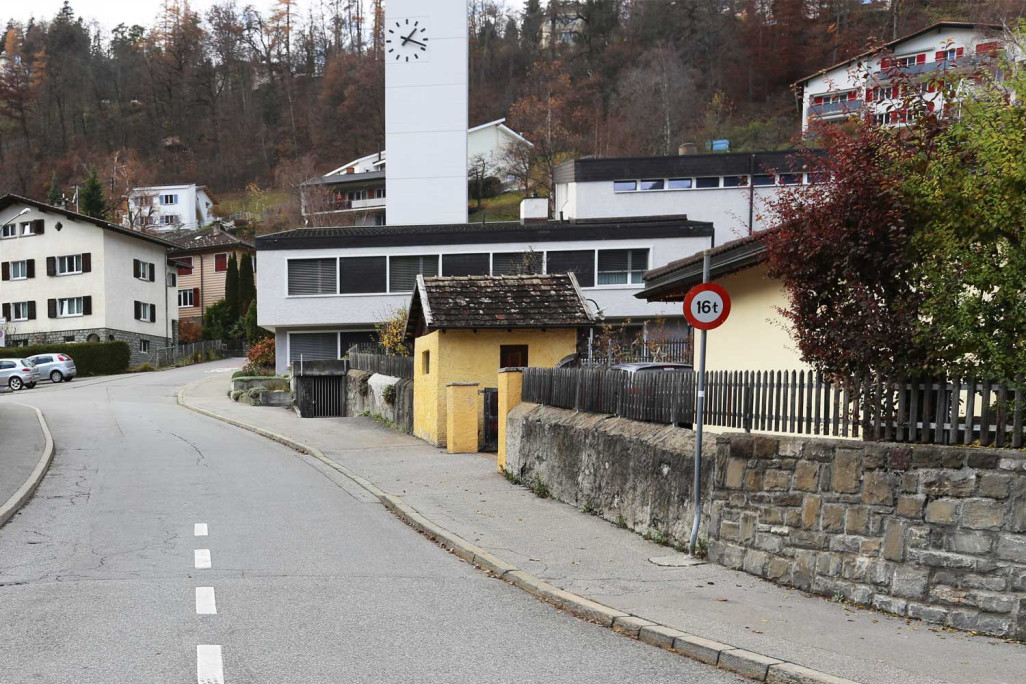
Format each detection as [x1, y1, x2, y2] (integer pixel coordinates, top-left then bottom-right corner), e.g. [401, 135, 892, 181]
[0, 361, 740, 684]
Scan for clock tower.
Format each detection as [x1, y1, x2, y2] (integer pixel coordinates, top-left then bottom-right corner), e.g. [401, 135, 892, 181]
[384, 0, 469, 226]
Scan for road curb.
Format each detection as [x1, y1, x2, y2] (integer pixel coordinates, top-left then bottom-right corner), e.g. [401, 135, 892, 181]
[176, 381, 861, 684]
[0, 403, 56, 528]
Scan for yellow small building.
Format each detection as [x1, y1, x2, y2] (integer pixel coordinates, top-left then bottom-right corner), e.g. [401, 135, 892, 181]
[637, 231, 810, 372]
[406, 273, 593, 448]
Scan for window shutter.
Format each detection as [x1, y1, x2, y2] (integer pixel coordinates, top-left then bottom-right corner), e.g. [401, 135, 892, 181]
[1, 262, 8, 281]
[149, 263, 155, 282]
[133, 259, 140, 278]
[955, 47, 964, 58]
[388, 255, 439, 292]
[27, 301, 36, 320]
[26, 260, 34, 278]
[1, 303, 9, 321]
[935, 50, 945, 61]
[150, 303, 156, 322]
[193, 287, 200, 304]
[134, 301, 141, 320]
[813, 96, 823, 105]
[33, 219, 44, 234]
[865, 88, 874, 102]
[916, 53, 926, 64]
[48, 299, 57, 319]
[441, 253, 490, 277]
[83, 296, 92, 316]
[47, 257, 56, 276]
[82, 253, 91, 273]
[546, 250, 596, 288]
[848, 91, 856, 100]
[339, 257, 387, 294]
[287, 258, 337, 295]
[288, 332, 339, 363]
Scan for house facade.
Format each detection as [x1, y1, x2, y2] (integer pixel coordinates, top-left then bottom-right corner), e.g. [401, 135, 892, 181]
[126, 184, 217, 232]
[0, 195, 178, 366]
[256, 214, 713, 375]
[795, 21, 1005, 132]
[300, 119, 532, 226]
[553, 151, 819, 245]
[167, 225, 256, 327]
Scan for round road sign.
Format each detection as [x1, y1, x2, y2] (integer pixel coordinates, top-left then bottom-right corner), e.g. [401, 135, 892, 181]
[684, 283, 731, 331]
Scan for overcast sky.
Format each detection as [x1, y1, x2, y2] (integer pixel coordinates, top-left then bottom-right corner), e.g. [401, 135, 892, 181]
[1, 0, 284, 31]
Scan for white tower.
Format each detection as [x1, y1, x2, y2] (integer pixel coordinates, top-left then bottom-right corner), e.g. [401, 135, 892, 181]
[384, 0, 469, 226]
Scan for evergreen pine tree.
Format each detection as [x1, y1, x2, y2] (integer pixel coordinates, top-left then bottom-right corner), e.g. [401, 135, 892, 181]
[46, 173, 62, 206]
[238, 253, 256, 315]
[79, 168, 108, 219]
[224, 253, 240, 324]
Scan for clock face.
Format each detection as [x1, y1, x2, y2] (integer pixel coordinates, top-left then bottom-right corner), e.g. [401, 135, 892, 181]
[386, 17, 430, 63]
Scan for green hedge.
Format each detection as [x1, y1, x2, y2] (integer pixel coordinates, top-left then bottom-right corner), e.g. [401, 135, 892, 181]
[0, 341, 131, 377]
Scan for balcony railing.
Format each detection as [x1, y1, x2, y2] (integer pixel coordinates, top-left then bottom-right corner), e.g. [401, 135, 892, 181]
[809, 99, 863, 118]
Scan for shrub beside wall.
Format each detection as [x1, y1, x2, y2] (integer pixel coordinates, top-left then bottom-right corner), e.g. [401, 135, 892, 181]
[0, 341, 131, 377]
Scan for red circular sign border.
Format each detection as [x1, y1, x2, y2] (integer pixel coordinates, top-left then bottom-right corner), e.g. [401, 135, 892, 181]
[683, 283, 731, 331]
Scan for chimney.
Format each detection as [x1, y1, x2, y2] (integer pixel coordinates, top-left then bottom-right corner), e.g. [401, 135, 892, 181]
[520, 196, 549, 225]
[679, 142, 698, 156]
[211, 222, 221, 236]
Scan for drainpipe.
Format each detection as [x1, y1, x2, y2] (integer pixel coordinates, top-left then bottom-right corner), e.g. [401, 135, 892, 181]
[747, 153, 756, 236]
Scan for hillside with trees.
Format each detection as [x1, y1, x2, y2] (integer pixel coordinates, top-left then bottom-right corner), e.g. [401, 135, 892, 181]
[0, 0, 1022, 230]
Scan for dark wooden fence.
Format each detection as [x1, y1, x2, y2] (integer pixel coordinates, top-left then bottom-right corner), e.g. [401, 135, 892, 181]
[348, 351, 414, 379]
[520, 367, 1026, 447]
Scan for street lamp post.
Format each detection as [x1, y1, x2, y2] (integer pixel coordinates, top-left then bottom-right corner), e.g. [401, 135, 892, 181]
[585, 298, 606, 364]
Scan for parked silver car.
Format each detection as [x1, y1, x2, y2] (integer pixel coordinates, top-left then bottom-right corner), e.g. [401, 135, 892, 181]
[27, 353, 77, 383]
[0, 358, 40, 391]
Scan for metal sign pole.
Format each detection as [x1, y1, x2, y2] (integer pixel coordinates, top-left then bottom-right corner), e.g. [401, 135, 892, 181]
[689, 253, 711, 556]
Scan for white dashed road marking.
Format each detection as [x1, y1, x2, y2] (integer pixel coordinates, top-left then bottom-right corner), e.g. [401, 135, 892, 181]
[195, 523, 208, 536]
[196, 645, 225, 684]
[196, 587, 217, 615]
[194, 549, 212, 569]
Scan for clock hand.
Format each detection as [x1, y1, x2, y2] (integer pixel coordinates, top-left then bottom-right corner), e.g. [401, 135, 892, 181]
[400, 28, 418, 45]
[405, 37, 427, 47]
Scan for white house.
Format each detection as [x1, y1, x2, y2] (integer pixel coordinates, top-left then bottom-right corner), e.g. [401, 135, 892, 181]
[300, 119, 532, 225]
[0, 195, 179, 366]
[126, 184, 216, 232]
[795, 21, 1005, 133]
[256, 212, 713, 374]
[553, 150, 821, 246]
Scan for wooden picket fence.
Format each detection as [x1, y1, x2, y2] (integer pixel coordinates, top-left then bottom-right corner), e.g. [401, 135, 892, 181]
[347, 351, 414, 379]
[520, 367, 1026, 448]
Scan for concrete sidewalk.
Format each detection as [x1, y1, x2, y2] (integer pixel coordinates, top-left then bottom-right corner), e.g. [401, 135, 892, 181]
[0, 402, 50, 525]
[183, 375, 1026, 684]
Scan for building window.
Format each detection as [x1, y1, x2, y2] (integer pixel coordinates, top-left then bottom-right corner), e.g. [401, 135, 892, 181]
[214, 253, 229, 272]
[422, 350, 430, 375]
[723, 176, 746, 187]
[374, 187, 386, 199]
[59, 297, 84, 317]
[139, 339, 151, 352]
[178, 288, 195, 308]
[167, 272, 177, 287]
[667, 178, 693, 190]
[441, 253, 490, 277]
[57, 255, 83, 275]
[778, 173, 803, 185]
[545, 250, 595, 288]
[597, 249, 648, 286]
[11, 261, 28, 280]
[288, 258, 337, 295]
[11, 301, 32, 321]
[135, 301, 155, 322]
[493, 252, 542, 276]
[135, 260, 154, 281]
[161, 194, 179, 205]
[288, 332, 339, 363]
[161, 215, 180, 225]
[752, 174, 775, 186]
[339, 256, 387, 294]
[639, 179, 664, 191]
[389, 255, 439, 292]
[64, 336, 76, 343]
[696, 177, 720, 189]
[1, 224, 16, 238]
[500, 345, 529, 368]
[21, 220, 42, 236]
[613, 180, 637, 192]
[177, 257, 194, 276]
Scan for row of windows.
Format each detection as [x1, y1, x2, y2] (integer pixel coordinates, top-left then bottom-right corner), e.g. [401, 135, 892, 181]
[613, 173, 815, 193]
[2, 255, 164, 282]
[176, 253, 252, 276]
[286, 248, 651, 297]
[2, 297, 92, 320]
[1, 219, 45, 238]
[135, 194, 179, 206]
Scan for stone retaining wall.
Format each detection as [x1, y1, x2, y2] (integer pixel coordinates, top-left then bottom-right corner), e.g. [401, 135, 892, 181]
[345, 370, 414, 434]
[709, 435, 1026, 640]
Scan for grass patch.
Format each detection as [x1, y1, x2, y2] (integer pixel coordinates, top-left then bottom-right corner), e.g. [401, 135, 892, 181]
[361, 411, 400, 431]
[581, 501, 598, 516]
[615, 514, 630, 530]
[529, 477, 551, 499]
[468, 191, 526, 222]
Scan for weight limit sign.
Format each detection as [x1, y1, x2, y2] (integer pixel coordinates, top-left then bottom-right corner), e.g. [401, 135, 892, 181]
[683, 282, 731, 331]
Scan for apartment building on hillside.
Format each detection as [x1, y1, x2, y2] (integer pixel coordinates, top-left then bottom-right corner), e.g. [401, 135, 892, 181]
[125, 184, 217, 232]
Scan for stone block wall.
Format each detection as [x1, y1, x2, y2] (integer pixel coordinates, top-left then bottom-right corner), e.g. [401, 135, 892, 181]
[345, 369, 414, 434]
[9, 327, 170, 367]
[709, 435, 1026, 640]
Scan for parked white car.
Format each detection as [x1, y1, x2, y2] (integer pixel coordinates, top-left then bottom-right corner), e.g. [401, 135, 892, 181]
[0, 358, 40, 391]
[27, 353, 77, 383]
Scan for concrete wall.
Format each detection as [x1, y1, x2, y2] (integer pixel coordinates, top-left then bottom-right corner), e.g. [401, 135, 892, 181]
[708, 435, 1026, 640]
[345, 369, 413, 433]
[698, 263, 809, 373]
[504, 403, 714, 544]
[413, 328, 577, 447]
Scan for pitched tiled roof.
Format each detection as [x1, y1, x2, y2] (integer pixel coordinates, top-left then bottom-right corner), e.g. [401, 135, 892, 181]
[167, 225, 255, 255]
[408, 274, 594, 334]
